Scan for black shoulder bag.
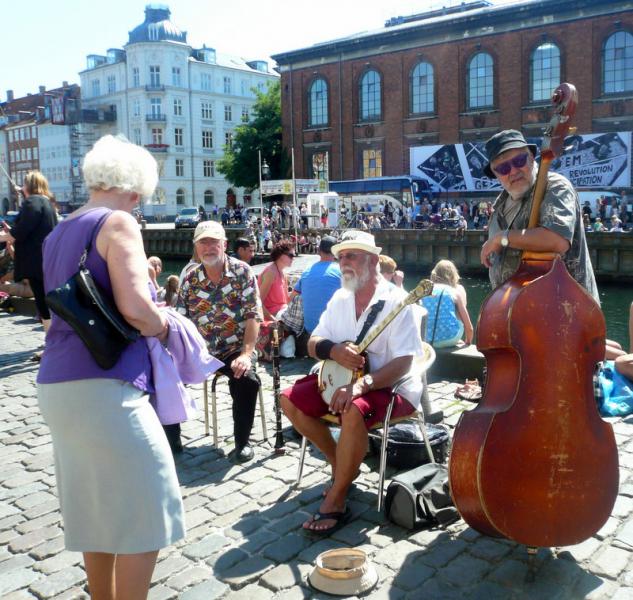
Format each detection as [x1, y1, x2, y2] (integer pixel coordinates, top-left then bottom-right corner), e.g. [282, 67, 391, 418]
[45, 213, 140, 370]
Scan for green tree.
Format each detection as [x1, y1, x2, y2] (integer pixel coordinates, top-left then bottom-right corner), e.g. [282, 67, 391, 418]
[217, 80, 289, 192]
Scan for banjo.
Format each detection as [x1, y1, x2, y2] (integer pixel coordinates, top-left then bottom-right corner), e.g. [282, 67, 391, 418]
[317, 279, 433, 405]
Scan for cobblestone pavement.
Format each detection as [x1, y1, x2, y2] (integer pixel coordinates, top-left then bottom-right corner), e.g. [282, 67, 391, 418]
[2, 310, 633, 599]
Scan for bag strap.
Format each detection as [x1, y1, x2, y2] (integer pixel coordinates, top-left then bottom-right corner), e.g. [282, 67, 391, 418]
[429, 289, 445, 345]
[354, 299, 386, 346]
[78, 211, 112, 269]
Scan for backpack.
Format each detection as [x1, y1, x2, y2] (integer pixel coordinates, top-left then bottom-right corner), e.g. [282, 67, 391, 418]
[384, 463, 460, 530]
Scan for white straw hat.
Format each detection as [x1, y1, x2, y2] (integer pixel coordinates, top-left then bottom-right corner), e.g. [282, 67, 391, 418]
[308, 548, 378, 596]
[331, 230, 381, 258]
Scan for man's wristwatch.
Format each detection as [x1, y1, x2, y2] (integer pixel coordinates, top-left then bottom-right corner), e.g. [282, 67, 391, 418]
[362, 374, 374, 391]
[500, 230, 510, 248]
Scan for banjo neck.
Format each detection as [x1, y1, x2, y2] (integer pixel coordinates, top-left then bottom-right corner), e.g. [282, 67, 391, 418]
[356, 278, 434, 354]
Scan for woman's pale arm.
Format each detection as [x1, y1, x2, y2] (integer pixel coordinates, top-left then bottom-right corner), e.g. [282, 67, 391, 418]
[97, 211, 166, 337]
[258, 269, 275, 321]
[455, 286, 474, 345]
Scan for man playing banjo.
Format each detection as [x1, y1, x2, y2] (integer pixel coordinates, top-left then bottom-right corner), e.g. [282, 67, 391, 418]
[280, 231, 427, 535]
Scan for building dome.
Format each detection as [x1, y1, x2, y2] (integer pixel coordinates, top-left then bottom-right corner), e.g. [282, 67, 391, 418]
[128, 4, 187, 44]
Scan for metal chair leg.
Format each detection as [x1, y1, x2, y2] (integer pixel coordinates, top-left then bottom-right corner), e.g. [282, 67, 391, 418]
[296, 436, 308, 485]
[203, 379, 209, 437]
[258, 386, 268, 441]
[377, 396, 397, 512]
[211, 373, 220, 448]
[416, 411, 435, 465]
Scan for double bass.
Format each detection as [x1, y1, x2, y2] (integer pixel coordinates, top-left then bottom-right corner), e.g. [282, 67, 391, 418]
[449, 83, 619, 550]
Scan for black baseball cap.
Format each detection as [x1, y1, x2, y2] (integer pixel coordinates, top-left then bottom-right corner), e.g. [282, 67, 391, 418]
[484, 129, 537, 178]
[319, 235, 336, 254]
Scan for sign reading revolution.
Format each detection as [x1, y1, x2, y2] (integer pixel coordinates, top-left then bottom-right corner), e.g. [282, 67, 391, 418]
[410, 131, 631, 192]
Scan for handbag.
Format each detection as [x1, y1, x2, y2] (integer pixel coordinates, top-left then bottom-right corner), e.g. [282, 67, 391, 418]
[384, 463, 460, 529]
[45, 212, 140, 370]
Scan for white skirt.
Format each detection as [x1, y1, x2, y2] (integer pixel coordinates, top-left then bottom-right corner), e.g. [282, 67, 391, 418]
[38, 378, 186, 554]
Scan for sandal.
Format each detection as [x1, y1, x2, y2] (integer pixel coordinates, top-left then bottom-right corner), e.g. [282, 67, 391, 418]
[455, 379, 482, 402]
[303, 507, 352, 536]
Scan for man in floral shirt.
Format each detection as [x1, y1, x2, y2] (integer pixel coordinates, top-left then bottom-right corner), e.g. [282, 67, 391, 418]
[177, 221, 263, 462]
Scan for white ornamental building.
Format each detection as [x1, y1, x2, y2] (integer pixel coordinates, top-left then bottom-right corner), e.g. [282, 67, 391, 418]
[79, 4, 277, 219]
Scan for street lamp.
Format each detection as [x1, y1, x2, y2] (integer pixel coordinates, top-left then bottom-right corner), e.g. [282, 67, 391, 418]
[258, 150, 271, 224]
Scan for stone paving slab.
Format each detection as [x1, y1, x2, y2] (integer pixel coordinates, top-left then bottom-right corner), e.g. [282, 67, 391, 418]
[1, 310, 633, 598]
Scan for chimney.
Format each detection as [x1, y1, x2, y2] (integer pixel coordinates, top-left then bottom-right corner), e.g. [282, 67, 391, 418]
[39, 85, 46, 93]
[6, 90, 13, 102]
[62, 81, 68, 88]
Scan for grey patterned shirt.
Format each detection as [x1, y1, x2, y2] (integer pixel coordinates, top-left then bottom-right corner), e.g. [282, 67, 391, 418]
[487, 172, 599, 303]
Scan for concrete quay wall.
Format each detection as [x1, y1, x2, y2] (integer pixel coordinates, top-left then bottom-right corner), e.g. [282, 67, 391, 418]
[141, 228, 633, 281]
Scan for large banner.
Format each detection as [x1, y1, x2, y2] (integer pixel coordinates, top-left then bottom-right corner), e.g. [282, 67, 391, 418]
[410, 131, 631, 192]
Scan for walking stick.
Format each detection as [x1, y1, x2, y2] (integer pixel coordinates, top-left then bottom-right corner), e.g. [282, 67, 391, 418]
[271, 322, 285, 454]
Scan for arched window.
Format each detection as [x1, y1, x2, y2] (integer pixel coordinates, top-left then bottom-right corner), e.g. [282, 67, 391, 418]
[308, 78, 328, 127]
[204, 189, 214, 205]
[603, 31, 633, 94]
[360, 70, 381, 121]
[176, 188, 185, 205]
[410, 62, 434, 114]
[467, 52, 494, 109]
[530, 43, 561, 102]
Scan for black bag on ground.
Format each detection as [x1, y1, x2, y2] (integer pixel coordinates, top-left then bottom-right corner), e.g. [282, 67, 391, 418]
[384, 463, 460, 529]
[370, 423, 450, 469]
[45, 213, 140, 370]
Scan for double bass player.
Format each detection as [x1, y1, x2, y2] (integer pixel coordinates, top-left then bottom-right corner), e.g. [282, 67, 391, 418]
[480, 129, 599, 302]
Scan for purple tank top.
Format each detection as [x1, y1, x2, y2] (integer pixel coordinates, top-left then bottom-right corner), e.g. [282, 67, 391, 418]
[37, 207, 153, 391]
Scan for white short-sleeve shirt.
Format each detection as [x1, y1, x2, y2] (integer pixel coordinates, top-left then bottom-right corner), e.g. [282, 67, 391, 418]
[313, 279, 424, 407]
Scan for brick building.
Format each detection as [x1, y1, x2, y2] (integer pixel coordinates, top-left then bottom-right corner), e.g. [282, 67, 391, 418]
[272, 0, 633, 195]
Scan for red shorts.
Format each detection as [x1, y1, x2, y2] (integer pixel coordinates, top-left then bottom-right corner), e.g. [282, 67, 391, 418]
[282, 374, 415, 430]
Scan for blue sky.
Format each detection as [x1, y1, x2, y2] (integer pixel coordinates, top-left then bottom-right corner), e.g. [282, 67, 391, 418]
[1, 0, 509, 100]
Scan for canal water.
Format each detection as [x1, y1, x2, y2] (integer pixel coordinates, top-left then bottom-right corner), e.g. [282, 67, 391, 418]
[161, 259, 631, 351]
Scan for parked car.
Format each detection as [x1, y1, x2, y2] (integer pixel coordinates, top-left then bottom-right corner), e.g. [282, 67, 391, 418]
[175, 207, 202, 229]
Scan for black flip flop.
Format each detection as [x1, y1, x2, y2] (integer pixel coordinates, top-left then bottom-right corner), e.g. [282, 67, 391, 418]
[303, 507, 352, 537]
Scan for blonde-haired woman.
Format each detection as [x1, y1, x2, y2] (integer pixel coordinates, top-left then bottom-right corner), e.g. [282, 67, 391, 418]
[0, 171, 57, 334]
[37, 136, 184, 599]
[422, 259, 474, 347]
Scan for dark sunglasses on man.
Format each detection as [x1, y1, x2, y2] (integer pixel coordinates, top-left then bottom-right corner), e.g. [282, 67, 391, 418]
[492, 152, 530, 176]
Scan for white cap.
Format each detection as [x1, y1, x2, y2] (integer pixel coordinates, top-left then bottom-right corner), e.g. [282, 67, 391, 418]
[331, 230, 381, 258]
[193, 221, 226, 243]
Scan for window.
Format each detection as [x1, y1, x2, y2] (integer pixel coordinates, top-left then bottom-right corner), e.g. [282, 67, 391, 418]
[202, 130, 213, 148]
[201, 102, 213, 119]
[133, 98, 141, 117]
[151, 128, 163, 145]
[204, 189, 215, 205]
[308, 78, 328, 126]
[241, 106, 249, 122]
[176, 188, 185, 204]
[133, 128, 141, 145]
[201, 73, 212, 91]
[150, 97, 162, 116]
[174, 127, 183, 146]
[530, 43, 561, 102]
[225, 132, 233, 148]
[132, 67, 140, 87]
[224, 104, 232, 121]
[311, 151, 328, 180]
[203, 160, 215, 177]
[172, 67, 181, 87]
[360, 70, 381, 121]
[223, 76, 231, 94]
[362, 149, 382, 178]
[31, 126, 36, 139]
[175, 158, 184, 177]
[241, 80, 248, 96]
[91, 79, 100, 97]
[467, 52, 494, 109]
[25, 128, 30, 140]
[107, 75, 116, 94]
[149, 65, 161, 86]
[410, 62, 434, 114]
[257, 82, 265, 93]
[173, 98, 182, 116]
[603, 31, 633, 94]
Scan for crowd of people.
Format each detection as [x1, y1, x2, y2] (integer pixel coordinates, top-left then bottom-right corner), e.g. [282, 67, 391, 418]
[1, 128, 633, 597]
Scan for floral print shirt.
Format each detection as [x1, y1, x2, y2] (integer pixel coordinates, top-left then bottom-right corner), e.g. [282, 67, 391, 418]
[487, 171, 599, 303]
[177, 256, 263, 360]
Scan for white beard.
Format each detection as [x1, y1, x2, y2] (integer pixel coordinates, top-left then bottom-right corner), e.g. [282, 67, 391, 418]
[201, 255, 222, 269]
[342, 268, 370, 292]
